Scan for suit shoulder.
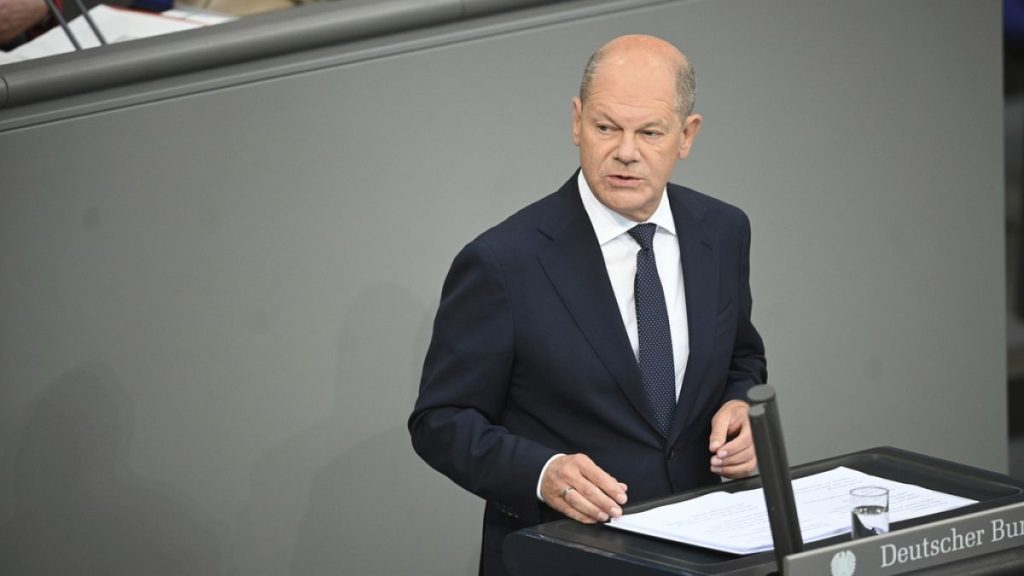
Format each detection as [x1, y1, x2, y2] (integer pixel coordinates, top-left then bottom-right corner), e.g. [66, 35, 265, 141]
[668, 183, 751, 230]
[471, 189, 563, 250]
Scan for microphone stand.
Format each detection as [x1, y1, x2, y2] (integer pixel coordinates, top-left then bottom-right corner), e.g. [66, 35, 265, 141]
[747, 384, 803, 573]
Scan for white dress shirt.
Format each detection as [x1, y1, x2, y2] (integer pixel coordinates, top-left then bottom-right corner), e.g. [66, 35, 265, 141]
[576, 171, 690, 390]
[536, 172, 690, 500]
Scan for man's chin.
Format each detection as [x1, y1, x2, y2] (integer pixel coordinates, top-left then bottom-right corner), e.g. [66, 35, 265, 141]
[595, 193, 658, 221]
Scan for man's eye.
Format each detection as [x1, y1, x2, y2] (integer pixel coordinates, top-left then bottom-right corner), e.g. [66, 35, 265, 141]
[596, 124, 613, 133]
[643, 131, 663, 137]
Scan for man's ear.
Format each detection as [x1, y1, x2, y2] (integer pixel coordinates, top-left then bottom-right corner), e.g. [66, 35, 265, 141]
[571, 97, 583, 146]
[678, 113, 702, 159]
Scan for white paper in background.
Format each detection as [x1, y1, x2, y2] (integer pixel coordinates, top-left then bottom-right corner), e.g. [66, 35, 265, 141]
[2, 5, 234, 64]
[607, 466, 978, 555]
[0, 51, 23, 66]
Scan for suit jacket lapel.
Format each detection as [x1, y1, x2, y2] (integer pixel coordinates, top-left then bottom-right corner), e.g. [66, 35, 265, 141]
[667, 188, 719, 444]
[536, 179, 662, 436]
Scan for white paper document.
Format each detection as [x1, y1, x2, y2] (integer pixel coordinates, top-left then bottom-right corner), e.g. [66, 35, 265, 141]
[607, 466, 977, 554]
[1, 5, 234, 65]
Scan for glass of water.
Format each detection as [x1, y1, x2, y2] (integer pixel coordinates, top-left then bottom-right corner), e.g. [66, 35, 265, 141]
[850, 486, 889, 539]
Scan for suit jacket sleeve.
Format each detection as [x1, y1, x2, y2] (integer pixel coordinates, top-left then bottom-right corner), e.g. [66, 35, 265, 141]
[408, 237, 557, 523]
[722, 211, 767, 404]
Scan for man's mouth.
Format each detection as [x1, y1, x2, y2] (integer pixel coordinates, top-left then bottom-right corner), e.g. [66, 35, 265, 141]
[607, 174, 644, 187]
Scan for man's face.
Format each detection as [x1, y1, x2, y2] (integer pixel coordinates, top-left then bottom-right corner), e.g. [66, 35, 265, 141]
[572, 58, 701, 222]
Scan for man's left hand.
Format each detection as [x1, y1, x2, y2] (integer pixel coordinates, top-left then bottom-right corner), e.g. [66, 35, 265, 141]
[708, 399, 756, 478]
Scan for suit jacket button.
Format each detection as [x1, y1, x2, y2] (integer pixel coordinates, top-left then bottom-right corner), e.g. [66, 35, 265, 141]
[667, 449, 675, 460]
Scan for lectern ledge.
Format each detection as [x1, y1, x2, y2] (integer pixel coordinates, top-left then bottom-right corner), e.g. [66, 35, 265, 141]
[504, 386, 1024, 575]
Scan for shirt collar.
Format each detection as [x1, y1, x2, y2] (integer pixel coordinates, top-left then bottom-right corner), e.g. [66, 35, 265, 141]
[577, 170, 677, 246]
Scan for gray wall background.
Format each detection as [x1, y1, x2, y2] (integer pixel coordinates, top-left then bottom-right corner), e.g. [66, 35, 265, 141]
[0, 0, 1003, 574]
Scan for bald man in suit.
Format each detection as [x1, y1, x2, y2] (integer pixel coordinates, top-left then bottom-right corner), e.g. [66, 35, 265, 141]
[409, 34, 767, 576]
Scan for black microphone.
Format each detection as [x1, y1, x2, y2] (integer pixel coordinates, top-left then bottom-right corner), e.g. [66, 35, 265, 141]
[747, 384, 803, 570]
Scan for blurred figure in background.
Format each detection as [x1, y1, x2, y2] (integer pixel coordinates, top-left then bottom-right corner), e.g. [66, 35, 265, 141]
[0, 0, 55, 48]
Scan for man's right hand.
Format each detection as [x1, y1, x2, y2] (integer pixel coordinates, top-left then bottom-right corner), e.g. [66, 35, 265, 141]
[540, 453, 628, 524]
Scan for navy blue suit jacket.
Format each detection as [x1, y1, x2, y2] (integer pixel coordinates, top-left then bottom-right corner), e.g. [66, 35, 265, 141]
[409, 173, 766, 575]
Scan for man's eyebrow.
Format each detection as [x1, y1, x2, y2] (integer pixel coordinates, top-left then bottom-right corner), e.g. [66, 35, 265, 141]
[589, 110, 670, 129]
[639, 119, 670, 129]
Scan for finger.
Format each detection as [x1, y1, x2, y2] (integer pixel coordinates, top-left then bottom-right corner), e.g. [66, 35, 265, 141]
[542, 481, 596, 523]
[578, 460, 628, 507]
[555, 492, 600, 524]
[541, 454, 627, 520]
[713, 441, 757, 475]
[709, 406, 742, 452]
[711, 405, 751, 454]
[717, 456, 757, 478]
[708, 417, 729, 453]
[549, 480, 615, 523]
[711, 442, 754, 472]
[715, 426, 752, 459]
[573, 479, 625, 519]
[563, 486, 615, 522]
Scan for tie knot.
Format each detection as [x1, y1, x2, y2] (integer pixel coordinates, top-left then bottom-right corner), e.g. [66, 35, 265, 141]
[628, 223, 657, 250]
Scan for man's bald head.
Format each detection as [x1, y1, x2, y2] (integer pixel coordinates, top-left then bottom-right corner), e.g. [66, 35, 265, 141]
[578, 35, 696, 120]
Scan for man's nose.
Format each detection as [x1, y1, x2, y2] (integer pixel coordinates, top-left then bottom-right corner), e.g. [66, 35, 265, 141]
[615, 134, 639, 164]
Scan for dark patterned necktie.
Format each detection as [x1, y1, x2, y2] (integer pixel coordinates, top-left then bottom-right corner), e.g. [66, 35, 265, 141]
[628, 223, 676, 437]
